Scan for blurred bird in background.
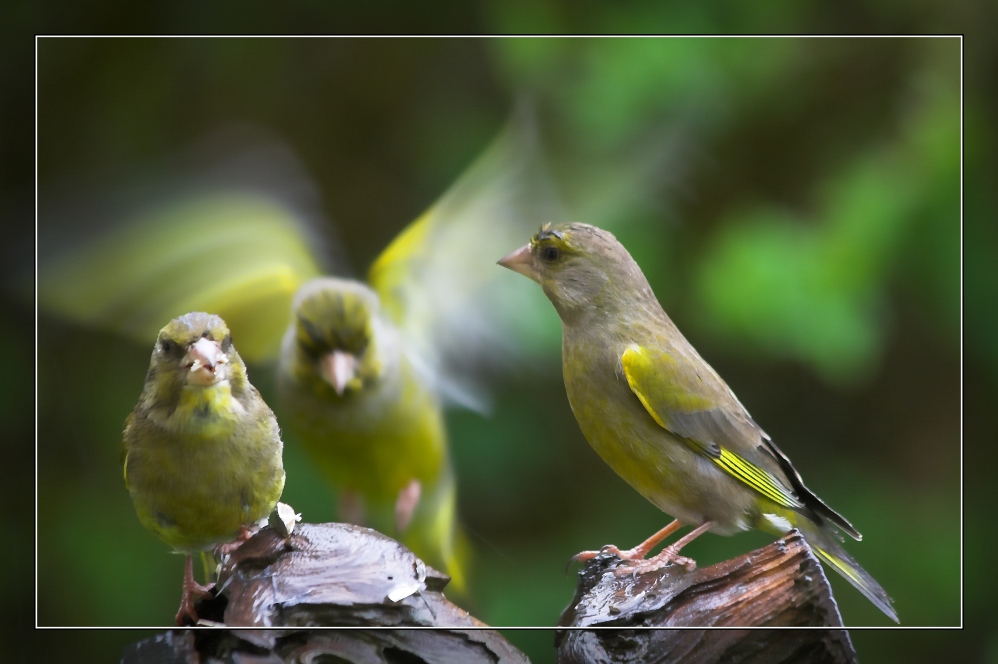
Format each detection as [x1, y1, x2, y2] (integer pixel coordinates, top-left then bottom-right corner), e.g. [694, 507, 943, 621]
[277, 113, 562, 590]
[37, 111, 563, 593]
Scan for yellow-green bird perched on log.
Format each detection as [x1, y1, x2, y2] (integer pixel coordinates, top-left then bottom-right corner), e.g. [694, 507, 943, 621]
[498, 222, 898, 623]
[35, 114, 561, 593]
[123, 312, 285, 625]
[277, 113, 561, 592]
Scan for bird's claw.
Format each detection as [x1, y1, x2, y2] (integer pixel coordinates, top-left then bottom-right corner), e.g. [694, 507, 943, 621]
[602, 545, 698, 577]
[569, 541, 697, 576]
[174, 580, 213, 626]
[646, 545, 697, 572]
[567, 544, 639, 573]
[570, 544, 622, 564]
[566, 547, 606, 573]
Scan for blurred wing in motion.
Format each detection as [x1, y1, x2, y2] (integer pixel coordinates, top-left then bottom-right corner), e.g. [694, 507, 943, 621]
[37, 131, 332, 363]
[368, 109, 565, 411]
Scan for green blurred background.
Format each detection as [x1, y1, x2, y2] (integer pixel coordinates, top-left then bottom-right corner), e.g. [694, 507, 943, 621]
[14, 30, 984, 662]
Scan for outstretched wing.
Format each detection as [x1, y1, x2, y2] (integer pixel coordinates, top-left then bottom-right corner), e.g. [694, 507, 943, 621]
[368, 107, 565, 411]
[36, 131, 330, 363]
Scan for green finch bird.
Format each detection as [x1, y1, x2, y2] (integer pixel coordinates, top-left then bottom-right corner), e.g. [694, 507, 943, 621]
[278, 278, 463, 587]
[123, 312, 286, 625]
[277, 112, 561, 592]
[498, 222, 898, 624]
[35, 115, 559, 594]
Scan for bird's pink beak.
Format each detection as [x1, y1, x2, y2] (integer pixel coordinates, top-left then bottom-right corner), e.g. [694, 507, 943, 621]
[186, 337, 226, 386]
[322, 349, 357, 396]
[498, 244, 538, 282]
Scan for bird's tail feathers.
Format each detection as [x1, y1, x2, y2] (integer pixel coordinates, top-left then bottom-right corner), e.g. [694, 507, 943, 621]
[798, 520, 899, 624]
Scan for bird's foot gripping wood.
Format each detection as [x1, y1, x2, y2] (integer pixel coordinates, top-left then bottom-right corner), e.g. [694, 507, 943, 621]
[633, 520, 714, 574]
[570, 544, 629, 565]
[571, 518, 684, 565]
[626, 544, 697, 574]
[175, 554, 215, 626]
[570, 520, 712, 575]
[557, 530, 859, 662]
[572, 544, 697, 576]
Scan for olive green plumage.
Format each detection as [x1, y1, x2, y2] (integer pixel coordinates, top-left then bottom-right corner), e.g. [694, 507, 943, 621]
[39, 116, 557, 597]
[274, 114, 559, 593]
[123, 312, 285, 621]
[277, 278, 464, 589]
[499, 222, 897, 623]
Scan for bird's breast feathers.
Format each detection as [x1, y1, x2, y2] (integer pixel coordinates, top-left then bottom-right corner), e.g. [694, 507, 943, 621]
[171, 381, 246, 437]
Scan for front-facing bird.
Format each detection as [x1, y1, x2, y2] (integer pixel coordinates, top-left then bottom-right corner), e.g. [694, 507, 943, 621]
[277, 278, 462, 588]
[499, 222, 898, 623]
[123, 312, 285, 625]
[276, 113, 560, 592]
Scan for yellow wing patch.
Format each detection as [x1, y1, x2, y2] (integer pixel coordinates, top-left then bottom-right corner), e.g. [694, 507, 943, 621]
[715, 448, 802, 509]
[621, 345, 801, 510]
[620, 346, 713, 420]
[367, 209, 434, 324]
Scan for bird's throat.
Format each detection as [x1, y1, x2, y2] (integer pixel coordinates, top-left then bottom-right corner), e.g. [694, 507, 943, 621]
[173, 381, 241, 437]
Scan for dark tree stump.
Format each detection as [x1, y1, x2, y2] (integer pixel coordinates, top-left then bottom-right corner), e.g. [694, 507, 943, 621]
[121, 525, 859, 663]
[121, 522, 527, 664]
[555, 530, 858, 664]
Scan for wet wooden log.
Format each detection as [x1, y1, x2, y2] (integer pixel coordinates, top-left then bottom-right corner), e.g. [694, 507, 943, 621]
[122, 524, 858, 663]
[555, 529, 858, 664]
[121, 522, 527, 664]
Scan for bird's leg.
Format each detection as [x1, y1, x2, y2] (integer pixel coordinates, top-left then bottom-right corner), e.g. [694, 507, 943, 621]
[571, 519, 683, 564]
[395, 479, 422, 533]
[340, 489, 365, 525]
[640, 520, 715, 572]
[175, 553, 213, 626]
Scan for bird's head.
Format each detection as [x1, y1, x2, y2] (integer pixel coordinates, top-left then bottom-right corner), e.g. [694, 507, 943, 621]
[152, 312, 245, 390]
[289, 278, 383, 397]
[498, 222, 653, 323]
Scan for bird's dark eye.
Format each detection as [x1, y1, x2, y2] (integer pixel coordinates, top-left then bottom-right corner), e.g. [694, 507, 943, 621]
[541, 245, 561, 262]
[201, 330, 211, 339]
[160, 339, 178, 354]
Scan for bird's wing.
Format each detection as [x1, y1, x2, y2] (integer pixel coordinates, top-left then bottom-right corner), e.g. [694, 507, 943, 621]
[620, 344, 861, 539]
[35, 130, 330, 363]
[368, 107, 564, 412]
